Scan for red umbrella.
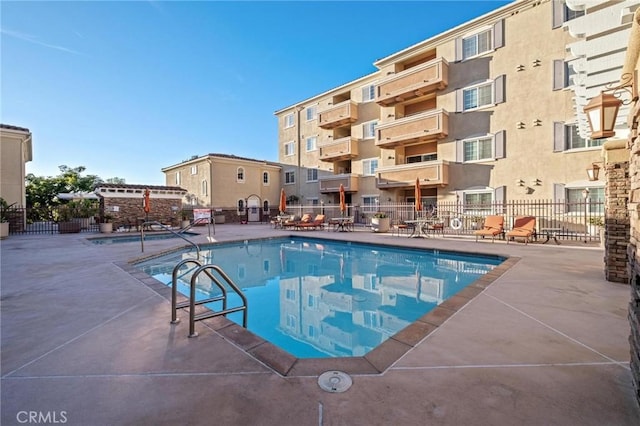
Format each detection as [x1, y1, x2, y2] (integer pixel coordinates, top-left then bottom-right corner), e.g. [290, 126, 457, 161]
[339, 184, 346, 216]
[279, 188, 287, 214]
[414, 178, 422, 214]
[143, 188, 151, 214]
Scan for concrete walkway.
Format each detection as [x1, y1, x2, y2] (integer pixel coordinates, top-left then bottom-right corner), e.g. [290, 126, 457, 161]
[1, 224, 638, 425]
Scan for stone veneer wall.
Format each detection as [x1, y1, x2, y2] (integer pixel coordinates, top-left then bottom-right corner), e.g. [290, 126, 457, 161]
[603, 141, 630, 283]
[627, 78, 640, 406]
[100, 197, 182, 229]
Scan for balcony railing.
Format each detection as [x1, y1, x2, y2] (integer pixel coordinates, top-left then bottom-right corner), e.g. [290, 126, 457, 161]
[318, 100, 358, 129]
[376, 58, 449, 106]
[318, 136, 359, 162]
[376, 161, 449, 188]
[376, 109, 449, 148]
[319, 174, 360, 193]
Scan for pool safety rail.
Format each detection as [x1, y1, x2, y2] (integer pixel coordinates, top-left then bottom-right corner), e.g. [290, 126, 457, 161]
[170, 259, 248, 338]
[140, 221, 201, 259]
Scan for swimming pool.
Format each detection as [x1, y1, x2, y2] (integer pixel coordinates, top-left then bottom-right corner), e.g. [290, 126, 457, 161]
[135, 237, 505, 359]
[90, 232, 197, 244]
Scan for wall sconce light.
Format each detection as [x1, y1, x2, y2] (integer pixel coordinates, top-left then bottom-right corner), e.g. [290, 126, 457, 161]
[583, 72, 635, 139]
[582, 187, 590, 199]
[388, 156, 395, 160]
[532, 178, 542, 186]
[516, 179, 525, 186]
[532, 59, 541, 67]
[533, 119, 542, 126]
[586, 162, 602, 181]
[516, 64, 525, 71]
[517, 122, 525, 129]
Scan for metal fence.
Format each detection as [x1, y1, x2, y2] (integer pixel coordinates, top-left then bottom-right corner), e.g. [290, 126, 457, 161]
[6, 207, 99, 235]
[285, 199, 604, 242]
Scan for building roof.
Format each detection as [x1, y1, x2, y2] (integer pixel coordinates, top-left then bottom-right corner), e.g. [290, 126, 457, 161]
[94, 183, 186, 192]
[0, 124, 31, 133]
[161, 153, 281, 171]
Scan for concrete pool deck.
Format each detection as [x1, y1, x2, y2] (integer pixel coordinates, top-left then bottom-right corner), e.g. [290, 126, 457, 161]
[1, 224, 639, 425]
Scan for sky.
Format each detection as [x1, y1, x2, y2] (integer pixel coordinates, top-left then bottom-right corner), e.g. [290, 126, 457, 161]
[2, 0, 510, 185]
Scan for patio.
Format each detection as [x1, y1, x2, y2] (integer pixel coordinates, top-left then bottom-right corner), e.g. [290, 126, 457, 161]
[1, 224, 638, 425]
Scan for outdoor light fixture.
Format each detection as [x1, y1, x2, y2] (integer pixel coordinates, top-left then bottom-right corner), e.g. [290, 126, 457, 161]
[582, 188, 590, 199]
[583, 92, 622, 139]
[587, 162, 602, 181]
[583, 72, 635, 139]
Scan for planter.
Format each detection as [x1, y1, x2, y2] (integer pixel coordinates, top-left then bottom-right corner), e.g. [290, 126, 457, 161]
[0, 222, 8, 239]
[99, 223, 113, 233]
[371, 217, 390, 233]
[214, 214, 225, 224]
[59, 221, 81, 234]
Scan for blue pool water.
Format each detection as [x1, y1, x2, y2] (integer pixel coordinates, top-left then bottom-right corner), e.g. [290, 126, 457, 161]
[135, 237, 504, 358]
[90, 232, 197, 244]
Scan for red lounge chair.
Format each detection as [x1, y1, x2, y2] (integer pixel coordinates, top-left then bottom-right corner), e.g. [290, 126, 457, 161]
[474, 215, 504, 242]
[506, 216, 536, 244]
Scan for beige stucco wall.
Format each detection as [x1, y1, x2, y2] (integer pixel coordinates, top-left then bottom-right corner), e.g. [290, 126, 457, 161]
[162, 155, 281, 211]
[0, 126, 32, 206]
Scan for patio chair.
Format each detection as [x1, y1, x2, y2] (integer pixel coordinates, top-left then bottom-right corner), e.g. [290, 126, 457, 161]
[297, 214, 325, 230]
[474, 215, 504, 242]
[506, 216, 536, 244]
[426, 220, 445, 237]
[282, 214, 301, 229]
[392, 220, 415, 237]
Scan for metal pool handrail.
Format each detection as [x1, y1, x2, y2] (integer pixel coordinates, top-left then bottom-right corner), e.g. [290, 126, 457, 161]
[169, 259, 248, 337]
[140, 221, 200, 260]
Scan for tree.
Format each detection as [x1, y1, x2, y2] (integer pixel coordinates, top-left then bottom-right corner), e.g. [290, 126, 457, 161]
[26, 165, 103, 210]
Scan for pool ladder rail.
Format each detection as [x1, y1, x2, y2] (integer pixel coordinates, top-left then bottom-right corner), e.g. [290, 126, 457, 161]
[170, 259, 248, 338]
[140, 221, 201, 259]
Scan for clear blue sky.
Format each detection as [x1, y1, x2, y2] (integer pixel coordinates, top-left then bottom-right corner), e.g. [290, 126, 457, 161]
[2, 0, 509, 185]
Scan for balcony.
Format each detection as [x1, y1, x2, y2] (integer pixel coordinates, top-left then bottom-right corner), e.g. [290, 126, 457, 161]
[318, 136, 359, 162]
[376, 161, 449, 188]
[318, 100, 358, 129]
[376, 58, 449, 106]
[319, 174, 360, 193]
[376, 109, 448, 149]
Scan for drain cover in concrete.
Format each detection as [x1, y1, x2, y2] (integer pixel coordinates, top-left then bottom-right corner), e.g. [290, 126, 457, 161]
[318, 371, 352, 393]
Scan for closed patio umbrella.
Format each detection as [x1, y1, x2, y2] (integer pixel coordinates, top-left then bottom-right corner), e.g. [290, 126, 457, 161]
[414, 178, 422, 215]
[143, 188, 151, 214]
[279, 188, 287, 214]
[339, 184, 346, 216]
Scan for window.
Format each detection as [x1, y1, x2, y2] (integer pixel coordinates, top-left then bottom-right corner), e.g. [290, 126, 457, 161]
[285, 171, 295, 184]
[175, 171, 181, 185]
[463, 82, 493, 110]
[263, 260, 270, 273]
[308, 325, 316, 338]
[554, 123, 604, 151]
[306, 168, 318, 182]
[308, 294, 316, 307]
[285, 288, 296, 301]
[462, 29, 491, 60]
[455, 20, 503, 61]
[566, 187, 604, 214]
[565, 4, 584, 21]
[363, 121, 377, 139]
[201, 180, 207, 196]
[263, 200, 269, 212]
[406, 153, 437, 164]
[362, 196, 378, 213]
[553, 60, 577, 90]
[284, 142, 295, 156]
[464, 137, 493, 161]
[464, 191, 493, 214]
[237, 167, 245, 182]
[237, 265, 246, 280]
[306, 106, 317, 121]
[286, 314, 296, 329]
[190, 165, 197, 175]
[237, 199, 245, 212]
[306, 136, 317, 152]
[362, 158, 378, 176]
[284, 113, 294, 128]
[263, 171, 269, 185]
[362, 84, 375, 102]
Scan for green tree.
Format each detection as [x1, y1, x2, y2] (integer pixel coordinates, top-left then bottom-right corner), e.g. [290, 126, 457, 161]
[25, 166, 107, 222]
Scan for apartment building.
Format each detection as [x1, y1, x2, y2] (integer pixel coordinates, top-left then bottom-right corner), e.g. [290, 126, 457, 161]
[161, 153, 282, 222]
[274, 0, 609, 212]
[0, 124, 32, 207]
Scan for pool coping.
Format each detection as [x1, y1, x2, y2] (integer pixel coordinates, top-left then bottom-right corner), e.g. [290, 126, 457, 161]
[118, 236, 520, 377]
